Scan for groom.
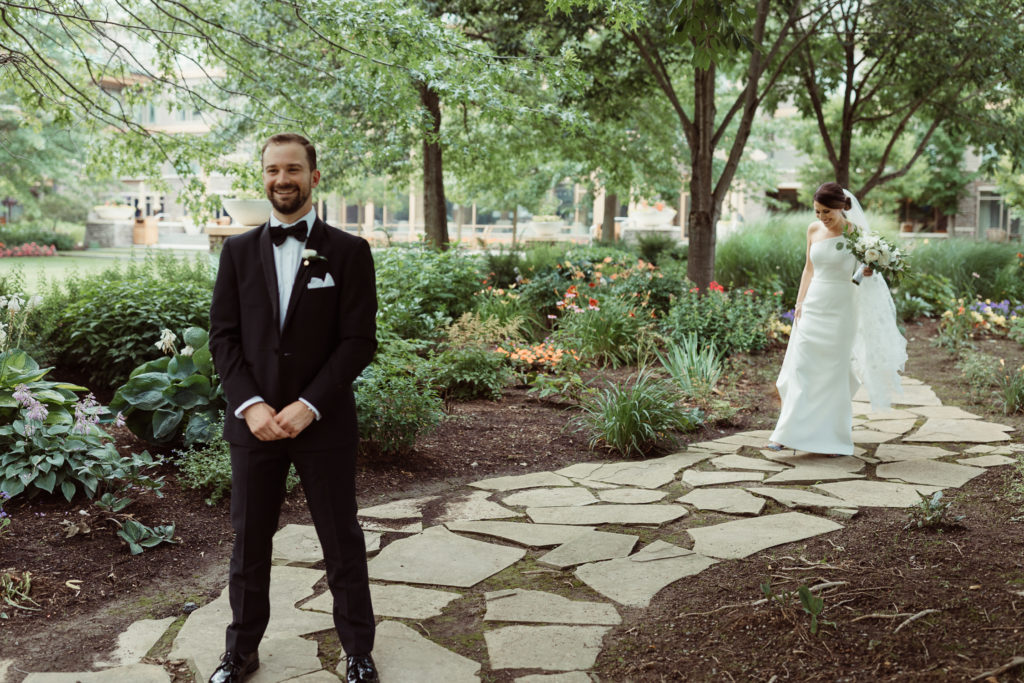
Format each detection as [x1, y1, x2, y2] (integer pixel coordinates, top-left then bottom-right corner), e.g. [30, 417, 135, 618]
[208, 133, 379, 683]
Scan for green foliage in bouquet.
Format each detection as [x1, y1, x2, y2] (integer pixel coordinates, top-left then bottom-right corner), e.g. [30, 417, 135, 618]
[110, 327, 224, 446]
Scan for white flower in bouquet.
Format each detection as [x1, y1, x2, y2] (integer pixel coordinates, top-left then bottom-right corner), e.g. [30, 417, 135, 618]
[877, 249, 892, 267]
[864, 247, 881, 264]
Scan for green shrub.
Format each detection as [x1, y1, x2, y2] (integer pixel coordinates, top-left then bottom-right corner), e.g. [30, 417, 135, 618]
[635, 234, 680, 265]
[573, 368, 704, 457]
[662, 285, 780, 356]
[110, 327, 224, 446]
[904, 239, 1021, 301]
[375, 245, 483, 341]
[656, 333, 724, 404]
[176, 418, 299, 505]
[998, 362, 1024, 415]
[55, 278, 213, 389]
[894, 272, 957, 314]
[956, 350, 999, 400]
[892, 291, 935, 321]
[0, 224, 76, 251]
[715, 213, 808, 308]
[427, 346, 511, 401]
[482, 247, 521, 288]
[355, 358, 444, 456]
[550, 295, 657, 367]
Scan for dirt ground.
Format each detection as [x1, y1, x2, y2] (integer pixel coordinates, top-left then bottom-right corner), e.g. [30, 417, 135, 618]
[1, 318, 1023, 681]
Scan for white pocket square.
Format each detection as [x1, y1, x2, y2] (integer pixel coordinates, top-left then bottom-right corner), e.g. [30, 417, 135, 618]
[308, 272, 336, 289]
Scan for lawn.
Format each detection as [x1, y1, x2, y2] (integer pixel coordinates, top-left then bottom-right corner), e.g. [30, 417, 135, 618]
[5, 248, 213, 293]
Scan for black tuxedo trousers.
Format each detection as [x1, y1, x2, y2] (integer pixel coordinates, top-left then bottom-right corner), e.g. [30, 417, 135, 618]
[226, 442, 373, 655]
[209, 219, 378, 656]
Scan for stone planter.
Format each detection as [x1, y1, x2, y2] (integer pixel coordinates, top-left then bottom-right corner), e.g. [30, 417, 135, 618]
[529, 220, 564, 240]
[222, 198, 272, 226]
[94, 205, 134, 221]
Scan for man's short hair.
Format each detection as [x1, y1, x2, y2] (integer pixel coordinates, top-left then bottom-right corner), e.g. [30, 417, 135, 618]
[261, 133, 317, 171]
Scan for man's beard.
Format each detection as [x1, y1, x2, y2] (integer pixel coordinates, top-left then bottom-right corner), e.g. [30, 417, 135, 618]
[267, 183, 309, 215]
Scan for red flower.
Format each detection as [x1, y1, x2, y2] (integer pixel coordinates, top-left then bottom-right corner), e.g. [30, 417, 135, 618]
[744, 289, 754, 295]
[588, 282, 596, 288]
[709, 281, 725, 292]
[588, 297, 599, 307]
[689, 287, 699, 293]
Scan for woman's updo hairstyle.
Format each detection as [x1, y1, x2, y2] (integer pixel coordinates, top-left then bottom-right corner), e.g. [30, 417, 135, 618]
[814, 182, 851, 211]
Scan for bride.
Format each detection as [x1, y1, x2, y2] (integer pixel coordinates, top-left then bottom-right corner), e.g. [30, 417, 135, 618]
[768, 182, 907, 456]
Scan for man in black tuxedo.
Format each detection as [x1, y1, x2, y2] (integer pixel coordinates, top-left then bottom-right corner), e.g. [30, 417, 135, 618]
[208, 133, 379, 683]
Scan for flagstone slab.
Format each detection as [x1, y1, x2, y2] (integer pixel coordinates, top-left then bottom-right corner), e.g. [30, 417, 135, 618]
[368, 526, 524, 587]
[677, 488, 766, 515]
[272, 524, 380, 565]
[851, 404, 919, 420]
[851, 429, 899, 444]
[857, 383, 941, 406]
[503, 487, 598, 508]
[746, 487, 852, 509]
[965, 445, 998, 454]
[486, 625, 610, 671]
[814, 481, 944, 507]
[359, 495, 436, 520]
[359, 519, 422, 534]
[171, 566, 333, 675]
[484, 588, 620, 625]
[527, 504, 688, 526]
[873, 444, 959, 462]
[561, 452, 713, 489]
[555, 462, 605, 479]
[762, 452, 865, 471]
[515, 674, 593, 683]
[184, 635, 322, 683]
[876, 460, 986, 488]
[445, 520, 593, 547]
[538, 530, 639, 568]
[470, 471, 577, 491]
[0, 661, 10, 683]
[94, 616, 175, 668]
[956, 454, 1017, 468]
[688, 512, 843, 560]
[22, 664, 172, 683]
[762, 469, 865, 484]
[303, 583, 461, 620]
[860, 419, 918, 434]
[367, 621, 480, 683]
[905, 418, 1012, 443]
[574, 479, 621, 490]
[692, 440, 744, 453]
[436, 490, 523, 523]
[710, 454, 787, 472]
[289, 672, 348, 683]
[715, 434, 775, 448]
[596, 488, 667, 504]
[574, 541, 718, 607]
[681, 470, 766, 487]
[907, 406, 981, 420]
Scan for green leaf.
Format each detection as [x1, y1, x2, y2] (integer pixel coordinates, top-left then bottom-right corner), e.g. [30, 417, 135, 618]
[167, 355, 196, 380]
[182, 327, 208, 348]
[152, 408, 183, 440]
[60, 480, 76, 501]
[118, 373, 172, 410]
[36, 470, 57, 494]
[191, 346, 214, 375]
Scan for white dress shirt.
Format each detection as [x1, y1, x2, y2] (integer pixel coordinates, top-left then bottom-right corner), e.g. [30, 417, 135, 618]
[234, 207, 321, 422]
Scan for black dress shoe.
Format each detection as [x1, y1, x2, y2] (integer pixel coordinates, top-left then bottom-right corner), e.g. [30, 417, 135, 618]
[346, 654, 379, 683]
[208, 651, 260, 683]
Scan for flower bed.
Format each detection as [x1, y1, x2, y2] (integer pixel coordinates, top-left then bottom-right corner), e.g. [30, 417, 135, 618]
[0, 242, 57, 257]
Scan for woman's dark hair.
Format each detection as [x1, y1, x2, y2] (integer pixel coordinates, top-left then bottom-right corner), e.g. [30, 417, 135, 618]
[813, 182, 851, 211]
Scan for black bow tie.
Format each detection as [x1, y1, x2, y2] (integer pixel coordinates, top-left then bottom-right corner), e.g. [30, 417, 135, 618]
[269, 221, 308, 246]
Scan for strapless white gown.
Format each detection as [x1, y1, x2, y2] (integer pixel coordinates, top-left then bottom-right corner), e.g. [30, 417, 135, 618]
[771, 236, 859, 455]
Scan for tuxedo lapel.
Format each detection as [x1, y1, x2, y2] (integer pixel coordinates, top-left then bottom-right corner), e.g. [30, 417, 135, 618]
[280, 218, 325, 334]
[257, 223, 281, 333]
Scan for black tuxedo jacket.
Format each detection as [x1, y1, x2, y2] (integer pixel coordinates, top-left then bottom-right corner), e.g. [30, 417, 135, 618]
[209, 217, 378, 449]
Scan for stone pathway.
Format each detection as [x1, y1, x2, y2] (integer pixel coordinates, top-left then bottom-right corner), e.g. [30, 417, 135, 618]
[9, 377, 1021, 682]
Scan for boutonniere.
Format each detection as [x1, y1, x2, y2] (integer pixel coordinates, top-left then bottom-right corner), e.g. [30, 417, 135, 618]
[301, 249, 327, 266]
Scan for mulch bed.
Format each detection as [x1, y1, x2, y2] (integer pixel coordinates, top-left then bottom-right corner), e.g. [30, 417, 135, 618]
[1, 318, 1023, 682]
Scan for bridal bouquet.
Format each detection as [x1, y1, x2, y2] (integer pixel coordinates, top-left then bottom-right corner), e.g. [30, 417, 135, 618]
[837, 225, 908, 286]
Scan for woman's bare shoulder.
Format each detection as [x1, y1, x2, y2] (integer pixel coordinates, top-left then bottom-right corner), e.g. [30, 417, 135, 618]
[806, 221, 825, 238]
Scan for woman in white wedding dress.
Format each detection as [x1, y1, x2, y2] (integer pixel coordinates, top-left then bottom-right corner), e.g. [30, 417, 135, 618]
[768, 182, 905, 456]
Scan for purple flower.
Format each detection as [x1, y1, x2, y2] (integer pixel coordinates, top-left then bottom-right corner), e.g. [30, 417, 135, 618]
[781, 309, 796, 322]
[0, 491, 10, 500]
[12, 384, 31, 407]
[25, 400, 48, 423]
[114, 412, 127, 429]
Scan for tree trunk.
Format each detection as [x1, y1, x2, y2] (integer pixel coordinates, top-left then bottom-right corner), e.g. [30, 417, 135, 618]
[687, 66, 718, 291]
[418, 81, 449, 249]
[601, 192, 617, 242]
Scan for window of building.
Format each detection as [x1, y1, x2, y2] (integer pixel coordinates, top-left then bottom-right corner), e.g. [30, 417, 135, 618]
[979, 189, 1022, 238]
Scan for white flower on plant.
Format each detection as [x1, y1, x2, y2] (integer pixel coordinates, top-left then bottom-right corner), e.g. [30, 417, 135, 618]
[7, 296, 21, 313]
[180, 345, 195, 357]
[155, 328, 178, 355]
[27, 295, 42, 310]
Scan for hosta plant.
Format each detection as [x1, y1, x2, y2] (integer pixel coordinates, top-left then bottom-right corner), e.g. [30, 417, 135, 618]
[111, 327, 224, 446]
